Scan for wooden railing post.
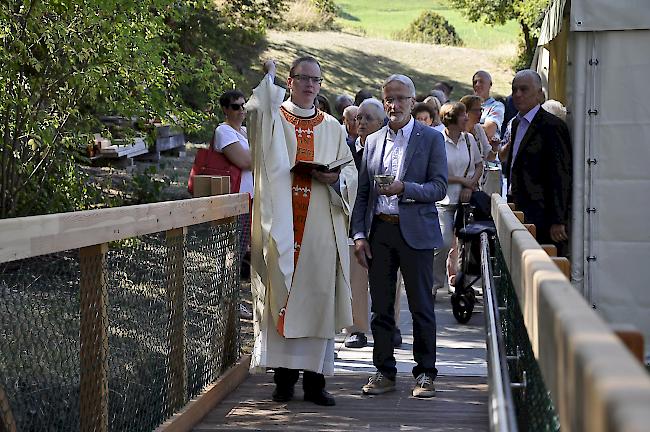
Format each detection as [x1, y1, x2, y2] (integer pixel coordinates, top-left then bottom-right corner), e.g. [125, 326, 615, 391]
[166, 227, 188, 411]
[79, 243, 109, 432]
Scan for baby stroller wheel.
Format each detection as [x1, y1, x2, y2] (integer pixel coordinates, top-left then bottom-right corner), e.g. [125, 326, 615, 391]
[451, 292, 474, 324]
[451, 273, 475, 324]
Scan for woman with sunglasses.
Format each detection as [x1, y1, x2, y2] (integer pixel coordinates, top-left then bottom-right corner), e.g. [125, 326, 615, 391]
[215, 89, 254, 317]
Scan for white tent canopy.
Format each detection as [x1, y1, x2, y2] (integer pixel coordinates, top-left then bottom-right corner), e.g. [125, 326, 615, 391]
[570, 0, 650, 31]
[535, 0, 650, 360]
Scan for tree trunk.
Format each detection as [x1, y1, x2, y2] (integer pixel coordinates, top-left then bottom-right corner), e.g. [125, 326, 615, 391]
[520, 20, 534, 60]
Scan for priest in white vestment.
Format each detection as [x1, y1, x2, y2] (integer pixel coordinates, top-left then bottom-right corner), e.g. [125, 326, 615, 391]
[245, 56, 357, 406]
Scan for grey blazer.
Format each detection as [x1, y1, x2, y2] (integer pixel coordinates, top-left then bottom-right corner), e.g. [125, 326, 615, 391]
[351, 120, 448, 250]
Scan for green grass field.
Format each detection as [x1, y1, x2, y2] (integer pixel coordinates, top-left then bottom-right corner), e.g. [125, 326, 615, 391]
[334, 0, 519, 50]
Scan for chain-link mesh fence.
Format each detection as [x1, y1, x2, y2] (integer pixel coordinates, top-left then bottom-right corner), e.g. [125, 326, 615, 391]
[0, 218, 241, 432]
[493, 239, 561, 432]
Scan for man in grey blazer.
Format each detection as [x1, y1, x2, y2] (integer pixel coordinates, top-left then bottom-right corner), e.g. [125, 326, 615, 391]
[351, 74, 447, 398]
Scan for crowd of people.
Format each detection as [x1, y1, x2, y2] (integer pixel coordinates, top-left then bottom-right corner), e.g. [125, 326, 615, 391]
[209, 55, 572, 406]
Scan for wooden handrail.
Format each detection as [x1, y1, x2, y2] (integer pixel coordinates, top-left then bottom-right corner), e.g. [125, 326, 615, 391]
[0, 194, 248, 263]
[491, 194, 650, 432]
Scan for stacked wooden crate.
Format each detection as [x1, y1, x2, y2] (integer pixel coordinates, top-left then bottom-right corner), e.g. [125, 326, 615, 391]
[191, 175, 231, 197]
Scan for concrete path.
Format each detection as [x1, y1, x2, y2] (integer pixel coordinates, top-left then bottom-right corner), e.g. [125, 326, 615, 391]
[335, 285, 487, 377]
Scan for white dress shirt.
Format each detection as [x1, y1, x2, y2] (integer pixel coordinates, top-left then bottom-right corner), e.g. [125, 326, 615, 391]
[376, 117, 415, 215]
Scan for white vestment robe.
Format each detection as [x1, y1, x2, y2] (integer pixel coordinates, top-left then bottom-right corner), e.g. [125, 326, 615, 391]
[246, 76, 357, 375]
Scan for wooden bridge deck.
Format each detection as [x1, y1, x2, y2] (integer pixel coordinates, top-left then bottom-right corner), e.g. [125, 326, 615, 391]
[194, 373, 487, 431]
[193, 291, 489, 431]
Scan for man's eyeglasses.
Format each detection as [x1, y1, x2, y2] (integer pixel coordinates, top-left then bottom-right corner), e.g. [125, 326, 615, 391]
[229, 103, 245, 111]
[291, 74, 324, 84]
[384, 96, 412, 105]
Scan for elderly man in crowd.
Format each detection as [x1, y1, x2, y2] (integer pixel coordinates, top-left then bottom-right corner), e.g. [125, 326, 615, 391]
[504, 69, 572, 256]
[246, 56, 358, 407]
[342, 105, 359, 150]
[472, 70, 505, 141]
[352, 73, 447, 398]
[335, 93, 354, 123]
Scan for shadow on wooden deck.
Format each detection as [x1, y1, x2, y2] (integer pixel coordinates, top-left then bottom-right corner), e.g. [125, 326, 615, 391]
[193, 372, 488, 431]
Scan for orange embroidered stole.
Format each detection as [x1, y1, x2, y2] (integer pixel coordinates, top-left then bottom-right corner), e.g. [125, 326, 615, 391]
[276, 107, 325, 336]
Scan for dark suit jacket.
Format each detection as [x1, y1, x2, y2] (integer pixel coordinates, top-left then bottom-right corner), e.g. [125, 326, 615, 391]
[351, 120, 448, 250]
[505, 107, 572, 241]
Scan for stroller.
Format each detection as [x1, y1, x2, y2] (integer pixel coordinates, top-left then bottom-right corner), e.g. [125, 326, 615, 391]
[450, 191, 497, 324]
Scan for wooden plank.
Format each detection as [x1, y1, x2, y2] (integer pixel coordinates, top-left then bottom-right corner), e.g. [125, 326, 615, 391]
[513, 211, 525, 222]
[541, 244, 557, 257]
[507, 202, 516, 210]
[79, 243, 109, 432]
[551, 257, 570, 278]
[0, 194, 249, 263]
[167, 228, 188, 412]
[155, 355, 251, 432]
[611, 325, 645, 363]
[193, 373, 487, 431]
[524, 223, 536, 238]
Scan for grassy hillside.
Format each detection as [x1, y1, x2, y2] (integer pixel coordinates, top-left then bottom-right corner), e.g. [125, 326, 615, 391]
[251, 31, 515, 105]
[334, 0, 519, 50]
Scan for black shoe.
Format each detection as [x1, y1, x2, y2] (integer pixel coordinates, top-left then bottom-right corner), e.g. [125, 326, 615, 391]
[304, 389, 336, 406]
[393, 328, 402, 348]
[345, 332, 368, 348]
[272, 386, 294, 402]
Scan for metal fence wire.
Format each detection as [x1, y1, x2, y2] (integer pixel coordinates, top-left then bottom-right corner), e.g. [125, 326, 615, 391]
[0, 218, 241, 432]
[493, 239, 561, 432]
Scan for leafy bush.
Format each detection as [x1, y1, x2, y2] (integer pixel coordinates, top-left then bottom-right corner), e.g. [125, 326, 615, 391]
[394, 11, 463, 47]
[279, 0, 339, 31]
[130, 166, 172, 205]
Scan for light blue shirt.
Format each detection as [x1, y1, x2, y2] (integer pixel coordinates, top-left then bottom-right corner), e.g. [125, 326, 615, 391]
[480, 97, 505, 136]
[510, 104, 541, 169]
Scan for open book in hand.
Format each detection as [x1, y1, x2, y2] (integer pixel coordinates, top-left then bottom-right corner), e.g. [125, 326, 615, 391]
[290, 155, 353, 175]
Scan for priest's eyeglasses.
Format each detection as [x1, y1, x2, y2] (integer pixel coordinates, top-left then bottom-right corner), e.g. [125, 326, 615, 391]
[291, 74, 324, 84]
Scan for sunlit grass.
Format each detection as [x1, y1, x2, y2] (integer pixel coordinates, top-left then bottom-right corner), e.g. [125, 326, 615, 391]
[334, 0, 519, 50]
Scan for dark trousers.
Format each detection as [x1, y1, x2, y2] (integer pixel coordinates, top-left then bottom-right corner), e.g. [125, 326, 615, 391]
[274, 368, 325, 394]
[368, 219, 438, 381]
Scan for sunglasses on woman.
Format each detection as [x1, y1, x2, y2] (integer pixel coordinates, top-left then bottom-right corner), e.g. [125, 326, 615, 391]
[228, 103, 245, 111]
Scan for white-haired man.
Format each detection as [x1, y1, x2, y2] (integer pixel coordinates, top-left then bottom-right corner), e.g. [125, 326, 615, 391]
[351, 74, 448, 398]
[504, 69, 572, 256]
[342, 105, 359, 150]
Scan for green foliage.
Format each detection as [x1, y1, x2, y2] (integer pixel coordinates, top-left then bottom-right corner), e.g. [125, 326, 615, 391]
[311, 0, 339, 15]
[394, 11, 463, 47]
[0, 0, 282, 218]
[130, 165, 171, 205]
[280, 0, 339, 31]
[449, 0, 550, 67]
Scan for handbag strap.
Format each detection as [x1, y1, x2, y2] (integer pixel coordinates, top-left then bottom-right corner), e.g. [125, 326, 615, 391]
[463, 132, 472, 178]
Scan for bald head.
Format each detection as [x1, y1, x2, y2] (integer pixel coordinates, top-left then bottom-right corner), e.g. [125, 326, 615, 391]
[472, 70, 493, 99]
